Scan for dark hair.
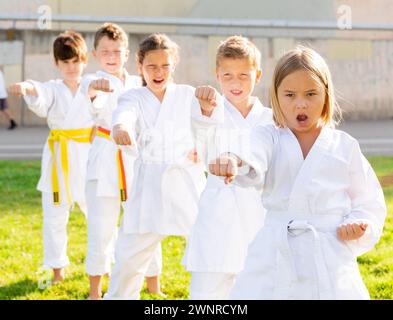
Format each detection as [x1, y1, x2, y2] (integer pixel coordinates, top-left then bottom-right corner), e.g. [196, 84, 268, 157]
[53, 30, 88, 63]
[136, 33, 179, 86]
[94, 23, 128, 49]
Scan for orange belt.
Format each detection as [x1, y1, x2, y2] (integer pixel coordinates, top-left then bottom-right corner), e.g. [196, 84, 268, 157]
[97, 127, 128, 201]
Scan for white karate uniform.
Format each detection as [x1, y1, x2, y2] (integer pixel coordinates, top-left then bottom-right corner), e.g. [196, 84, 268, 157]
[23, 79, 94, 269]
[229, 124, 386, 299]
[81, 70, 161, 277]
[183, 97, 273, 299]
[104, 83, 208, 299]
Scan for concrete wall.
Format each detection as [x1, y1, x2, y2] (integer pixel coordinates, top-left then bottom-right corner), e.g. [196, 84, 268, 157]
[0, 0, 392, 126]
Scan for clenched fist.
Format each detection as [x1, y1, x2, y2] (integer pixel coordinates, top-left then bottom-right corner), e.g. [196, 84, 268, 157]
[195, 85, 218, 117]
[8, 82, 37, 97]
[113, 124, 132, 146]
[208, 153, 242, 184]
[88, 78, 113, 99]
[337, 222, 368, 241]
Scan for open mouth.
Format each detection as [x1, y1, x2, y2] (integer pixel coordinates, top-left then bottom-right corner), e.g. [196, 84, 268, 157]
[153, 79, 164, 85]
[296, 114, 308, 123]
[230, 89, 243, 96]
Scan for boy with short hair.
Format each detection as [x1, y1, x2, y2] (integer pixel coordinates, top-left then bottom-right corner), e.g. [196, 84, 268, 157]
[183, 35, 273, 299]
[8, 31, 94, 284]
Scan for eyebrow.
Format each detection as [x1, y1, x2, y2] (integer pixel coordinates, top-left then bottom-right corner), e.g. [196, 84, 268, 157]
[283, 89, 318, 92]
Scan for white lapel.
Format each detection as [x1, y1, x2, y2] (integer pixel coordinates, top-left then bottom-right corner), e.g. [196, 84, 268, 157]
[60, 80, 80, 126]
[245, 98, 272, 128]
[153, 83, 177, 130]
[224, 97, 271, 130]
[139, 85, 165, 129]
[284, 126, 333, 204]
[245, 97, 265, 128]
[124, 71, 142, 90]
[280, 128, 304, 189]
[224, 98, 249, 130]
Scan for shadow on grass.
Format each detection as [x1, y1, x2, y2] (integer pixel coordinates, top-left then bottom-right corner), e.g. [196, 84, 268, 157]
[0, 278, 40, 300]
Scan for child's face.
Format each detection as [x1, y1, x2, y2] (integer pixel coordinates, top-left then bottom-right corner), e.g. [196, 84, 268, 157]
[277, 69, 326, 134]
[55, 57, 85, 81]
[93, 36, 129, 75]
[216, 58, 261, 107]
[138, 49, 175, 95]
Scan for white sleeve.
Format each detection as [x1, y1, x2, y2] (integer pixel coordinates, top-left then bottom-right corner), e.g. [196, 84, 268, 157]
[111, 90, 139, 147]
[79, 73, 97, 97]
[23, 80, 55, 118]
[191, 94, 225, 127]
[92, 92, 117, 118]
[230, 125, 275, 188]
[343, 141, 387, 256]
[80, 74, 114, 117]
[191, 95, 225, 166]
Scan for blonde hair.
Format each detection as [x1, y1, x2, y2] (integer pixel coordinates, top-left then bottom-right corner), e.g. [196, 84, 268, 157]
[216, 35, 261, 69]
[270, 46, 342, 128]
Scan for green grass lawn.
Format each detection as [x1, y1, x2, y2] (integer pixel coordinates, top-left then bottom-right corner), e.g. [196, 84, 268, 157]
[0, 157, 392, 300]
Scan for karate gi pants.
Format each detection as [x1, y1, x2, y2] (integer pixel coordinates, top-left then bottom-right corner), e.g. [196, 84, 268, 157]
[104, 226, 165, 300]
[190, 272, 236, 300]
[42, 192, 87, 269]
[85, 180, 162, 277]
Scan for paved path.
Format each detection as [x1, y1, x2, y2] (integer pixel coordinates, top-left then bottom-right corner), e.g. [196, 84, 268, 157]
[337, 120, 393, 156]
[0, 120, 392, 160]
[0, 127, 49, 160]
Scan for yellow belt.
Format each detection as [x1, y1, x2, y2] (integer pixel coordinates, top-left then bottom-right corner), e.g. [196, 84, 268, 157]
[48, 128, 92, 205]
[97, 127, 128, 202]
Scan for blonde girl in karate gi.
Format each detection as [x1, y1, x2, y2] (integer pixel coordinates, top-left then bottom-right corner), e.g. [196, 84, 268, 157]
[210, 46, 386, 299]
[104, 33, 218, 299]
[81, 23, 163, 300]
[8, 31, 94, 284]
[183, 36, 273, 300]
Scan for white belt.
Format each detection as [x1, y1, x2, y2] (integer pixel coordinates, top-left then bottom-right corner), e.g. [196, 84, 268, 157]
[265, 212, 344, 299]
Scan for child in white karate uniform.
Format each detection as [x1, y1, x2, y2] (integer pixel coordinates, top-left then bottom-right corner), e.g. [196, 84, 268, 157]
[8, 31, 94, 284]
[81, 23, 163, 299]
[210, 46, 386, 299]
[183, 36, 273, 299]
[104, 33, 219, 299]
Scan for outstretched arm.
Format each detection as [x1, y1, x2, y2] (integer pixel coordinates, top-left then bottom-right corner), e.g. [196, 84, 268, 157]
[111, 89, 139, 147]
[208, 152, 243, 184]
[9, 80, 53, 118]
[8, 82, 38, 97]
[211, 124, 275, 189]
